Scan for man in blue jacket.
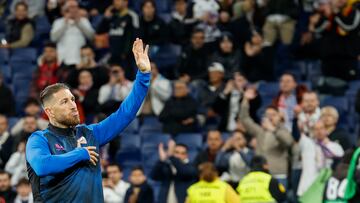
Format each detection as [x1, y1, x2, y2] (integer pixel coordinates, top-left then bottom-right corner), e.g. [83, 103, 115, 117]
[26, 38, 151, 203]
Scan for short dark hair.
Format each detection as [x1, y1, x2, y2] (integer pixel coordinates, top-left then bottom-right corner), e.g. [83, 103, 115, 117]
[250, 155, 268, 171]
[281, 72, 297, 81]
[131, 165, 144, 173]
[16, 178, 29, 187]
[141, 0, 156, 10]
[81, 44, 94, 51]
[15, 2, 28, 10]
[44, 41, 57, 49]
[192, 28, 205, 36]
[107, 163, 122, 172]
[40, 83, 70, 107]
[265, 105, 279, 112]
[24, 98, 40, 108]
[176, 143, 188, 152]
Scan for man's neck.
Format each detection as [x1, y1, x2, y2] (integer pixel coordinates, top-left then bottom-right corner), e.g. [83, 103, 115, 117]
[50, 120, 69, 129]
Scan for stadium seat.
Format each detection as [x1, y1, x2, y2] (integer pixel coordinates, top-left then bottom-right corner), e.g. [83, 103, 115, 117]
[141, 133, 171, 148]
[123, 118, 139, 134]
[120, 134, 141, 151]
[116, 150, 142, 168]
[349, 80, 360, 91]
[0, 64, 11, 83]
[9, 61, 36, 77]
[257, 82, 279, 98]
[151, 44, 181, 70]
[174, 133, 203, 151]
[10, 48, 37, 62]
[7, 117, 19, 130]
[0, 48, 9, 65]
[139, 123, 163, 134]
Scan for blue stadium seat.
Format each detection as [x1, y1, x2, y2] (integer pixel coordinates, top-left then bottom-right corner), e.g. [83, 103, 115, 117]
[116, 150, 142, 168]
[257, 82, 279, 98]
[0, 48, 9, 65]
[141, 133, 171, 147]
[174, 133, 203, 151]
[7, 117, 19, 130]
[221, 132, 231, 141]
[123, 118, 139, 134]
[321, 96, 349, 125]
[139, 123, 163, 134]
[10, 48, 37, 62]
[9, 61, 36, 77]
[151, 44, 181, 70]
[35, 15, 51, 35]
[0, 64, 11, 83]
[349, 80, 360, 91]
[120, 134, 141, 151]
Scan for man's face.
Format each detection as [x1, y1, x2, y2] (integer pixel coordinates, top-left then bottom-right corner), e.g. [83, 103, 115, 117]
[174, 145, 188, 161]
[264, 108, 281, 126]
[302, 93, 319, 114]
[0, 174, 11, 192]
[45, 89, 80, 127]
[78, 71, 93, 86]
[175, 0, 187, 14]
[17, 184, 31, 198]
[23, 117, 37, 133]
[129, 170, 146, 186]
[191, 32, 205, 49]
[142, 2, 155, 19]
[234, 73, 247, 90]
[208, 71, 224, 85]
[80, 48, 94, 66]
[25, 104, 41, 116]
[174, 82, 188, 98]
[313, 121, 328, 141]
[110, 66, 125, 81]
[15, 4, 28, 20]
[65, 0, 79, 18]
[220, 38, 233, 53]
[280, 74, 296, 94]
[0, 117, 8, 134]
[207, 131, 223, 152]
[113, 0, 127, 10]
[43, 47, 57, 63]
[106, 166, 122, 184]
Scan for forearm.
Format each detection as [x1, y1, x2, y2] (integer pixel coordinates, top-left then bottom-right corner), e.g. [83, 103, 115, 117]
[239, 100, 263, 136]
[274, 128, 293, 147]
[51, 20, 68, 42]
[76, 18, 95, 40]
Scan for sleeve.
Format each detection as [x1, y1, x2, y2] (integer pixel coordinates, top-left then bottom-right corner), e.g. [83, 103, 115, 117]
[269, 178, 286, 202]
[215, 151, 230, 174]
[76, 18, 95, 40]
[239, 100, 264, 137]
[273, 127, 294, 148]
[151, 78, 172, 102]
[169, 157, 198, 180]
[9, 23, 34, 48]
[26, 132, 90, 177]
[98, 85, 111, 105]
[335, 7, 360, 32]
[88, 71, 150, 146]
[5, 152, 22, 173]
[50, 19, 68, 42]
[150, 160, 172, 181]
[225, 184, 241, 203]
[212, 93, 229, 114]
[96, 17, 111, 34]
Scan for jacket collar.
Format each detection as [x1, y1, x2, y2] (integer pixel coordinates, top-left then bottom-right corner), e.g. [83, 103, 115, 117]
[48, 123, 75, 136]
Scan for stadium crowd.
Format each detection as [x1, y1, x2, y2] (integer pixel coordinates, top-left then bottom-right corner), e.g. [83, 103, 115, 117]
[0, 0, 360, 202]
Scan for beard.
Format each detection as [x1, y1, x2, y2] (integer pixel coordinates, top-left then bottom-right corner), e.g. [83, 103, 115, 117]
[57, 112, 80, 127]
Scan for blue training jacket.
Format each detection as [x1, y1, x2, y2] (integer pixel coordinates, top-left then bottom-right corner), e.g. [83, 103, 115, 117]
[26, 71, 150, 203]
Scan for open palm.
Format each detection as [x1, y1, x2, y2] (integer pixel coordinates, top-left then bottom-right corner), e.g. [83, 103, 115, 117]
[132, 38, 151, 72]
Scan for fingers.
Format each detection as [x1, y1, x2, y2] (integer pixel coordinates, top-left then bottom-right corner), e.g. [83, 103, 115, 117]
[85, 146, 99, 166]
[144, 44, 149, 55]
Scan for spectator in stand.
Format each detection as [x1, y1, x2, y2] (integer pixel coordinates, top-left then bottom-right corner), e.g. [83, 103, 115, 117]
[0, 115, 14, 169]
[195, 10, 222, 51]
[321, 106, 352, 150]
[150, 140, 198, 203]
[50, 0, 94, 66]
[297, 120, 344, 196]
[215, 130, 254, 188]
[262, 0, 298, 46]
[169, 0, 198, 46]
[11, 98, 48, 136]
[159, 81, 198, 135]
[13, 115, 38, 144]
[103, 163, 130, 203]
[272, 73, 307, 132]
[240, 87, 293, 187]
[72, 70, 99, 122]
[140, 62, 171, 117]
[5, 139, 26, 186]
[66, 45, 109, 89]
[0, 73, 16, 117]
[2, 2, 34, 49]
[186, 162, 240, 203]
[217, 10, 232, 32]
[98, 64, 132, 115]
[237, 156, 287, 203]
[297, 91, 321, 136]
[210, 32, 242, 79]
[0, 171, 16, 203]
[124, 166, 154, 203]
[191, 0, 220, 20]
[212, 72, 261, 132]
[138, 0, 168, 46]
[32, 42, 60, 97]
[10, 0, 45, 19]
[193, 130, 223, 168]
[177, 28, 209, 81]
[45, 0, 66, 23]
[97, 0, 139, 65]
[14, 178, 33, 203]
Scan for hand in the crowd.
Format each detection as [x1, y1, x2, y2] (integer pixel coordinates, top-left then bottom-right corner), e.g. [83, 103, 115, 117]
[72, 89, 82, 97]
[103, 178, 115, 188]
[301, 32, 313, 45]
[179, 74, 191, 83]
[223, 80, 234, 95]
[244, 87, 257, 100]
[90, 8, 99, 16]
[182, 117, 195, 125]
[132, 38, 151, 72]
[84, 146, 99, 166]
[104, 6, 114, 18]
[294, 105, 302, 116]
[158, 142, 167, 161]
[262, 117, 276, 132]
[167, 139, 176, 156]
[222, 137, 234, 151]
[309, 13, 321, 26]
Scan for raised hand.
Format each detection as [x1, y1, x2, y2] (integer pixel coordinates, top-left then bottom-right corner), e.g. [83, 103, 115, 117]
[132, 38, 151, 73]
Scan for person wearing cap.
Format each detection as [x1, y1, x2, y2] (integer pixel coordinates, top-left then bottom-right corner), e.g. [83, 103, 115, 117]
[210, 32, 242, 79]
[196, 62, 226, 121]
[237, 155, 287, 203]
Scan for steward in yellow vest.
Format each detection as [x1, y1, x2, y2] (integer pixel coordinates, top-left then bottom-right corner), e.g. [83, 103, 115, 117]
[237, 155, 286, 203]
[186, 162, 240, 203]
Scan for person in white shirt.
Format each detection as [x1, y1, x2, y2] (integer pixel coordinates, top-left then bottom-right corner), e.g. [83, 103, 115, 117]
[5, 140, 27, 186]
[50, 0, 94, 65]
[98, 64, 133, 105]
[103, 163, 130, 203]
[10, 0, 45, 18]
[192, 0, 220, 20]
[14, 178, 33, 203]
[297, 120, 344, 196]
[297, 91, 321, 136]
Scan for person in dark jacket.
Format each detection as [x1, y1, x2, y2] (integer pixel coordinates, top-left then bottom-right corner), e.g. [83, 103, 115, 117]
[193, 130, 223, 168]
[124, 166, 154, 203]
[177, 28, 210, 81]
[0, 115, 14, 169]
[0, 171, 16, 203]
[159, 80, 198, 135]
[138, 0, 168, 46]
[96, 0, 139, 65]
[3, 2, 34, 49]
[0, 73, 15, 117]
[150, 141, 198, 203]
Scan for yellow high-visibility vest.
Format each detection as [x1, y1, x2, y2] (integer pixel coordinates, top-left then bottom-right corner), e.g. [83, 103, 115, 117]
[237, 171, 276, 203]
[187, 179, 228, 203]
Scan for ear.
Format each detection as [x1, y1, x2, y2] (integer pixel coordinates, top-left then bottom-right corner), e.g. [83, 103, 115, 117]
[44, 107, 54, 119]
